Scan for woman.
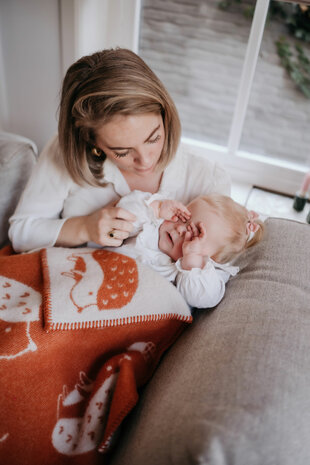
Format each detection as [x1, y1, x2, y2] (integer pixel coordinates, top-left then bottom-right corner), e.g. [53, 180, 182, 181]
[9, 48, 230, 253]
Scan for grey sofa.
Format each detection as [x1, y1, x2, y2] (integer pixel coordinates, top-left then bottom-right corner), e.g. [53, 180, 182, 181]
[109, 215, 310, 465]
[0, 132, 37, 248]
[1, 132, 309, 465]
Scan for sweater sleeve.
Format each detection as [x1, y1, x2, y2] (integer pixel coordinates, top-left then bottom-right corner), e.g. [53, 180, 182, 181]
[174, 259, 236, 309]
[8, 136, 71, 252]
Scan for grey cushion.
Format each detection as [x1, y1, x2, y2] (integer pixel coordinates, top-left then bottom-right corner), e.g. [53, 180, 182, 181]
[0, 132, 37, 247]
[110, 218, 310, 465]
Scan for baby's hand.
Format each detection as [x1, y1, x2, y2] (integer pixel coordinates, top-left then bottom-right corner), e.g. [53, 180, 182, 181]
[181, 222, 209, 270]
[182, 222, 209, 256]
[157, 200, 191, 222]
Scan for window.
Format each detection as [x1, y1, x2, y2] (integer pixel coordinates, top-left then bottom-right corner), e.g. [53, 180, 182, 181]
[139, 0, 310, 194]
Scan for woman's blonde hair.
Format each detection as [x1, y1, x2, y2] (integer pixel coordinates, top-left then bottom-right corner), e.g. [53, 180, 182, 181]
[58, 48, 181, 186]
[200, 194, 264, 263]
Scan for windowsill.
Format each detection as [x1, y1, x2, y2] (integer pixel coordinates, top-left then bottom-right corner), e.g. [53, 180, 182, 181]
[232, 181, 309, 224]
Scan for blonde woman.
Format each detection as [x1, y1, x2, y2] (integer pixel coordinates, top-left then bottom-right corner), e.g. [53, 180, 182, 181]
[9, 48, 230, 253]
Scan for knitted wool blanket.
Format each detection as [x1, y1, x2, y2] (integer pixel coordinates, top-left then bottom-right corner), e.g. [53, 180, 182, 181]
[0, 246, 191, 465]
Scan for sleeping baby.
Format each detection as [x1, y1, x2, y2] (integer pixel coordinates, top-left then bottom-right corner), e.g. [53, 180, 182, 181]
[104, 191, 264, 309]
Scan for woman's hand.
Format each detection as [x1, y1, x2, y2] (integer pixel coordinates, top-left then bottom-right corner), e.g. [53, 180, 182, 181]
[56, 206, 136, 248]
[84, 206, 136, 246]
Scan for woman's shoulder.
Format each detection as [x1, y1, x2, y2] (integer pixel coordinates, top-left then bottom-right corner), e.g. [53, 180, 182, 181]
[164, 146, 231, 200]
[178, 146, 221, 172]
[39, 134, 63, 165]
[172, 146, 227, 182]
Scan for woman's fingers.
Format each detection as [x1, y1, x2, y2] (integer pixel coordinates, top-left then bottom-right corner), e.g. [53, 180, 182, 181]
[104, 235, 124, 247]
[98, 207, 136, 232]
[112, 207, 136, 222]
[110, 218, 135, 233]
[106, 228, 130, 241]
[84, 205, 136, 246]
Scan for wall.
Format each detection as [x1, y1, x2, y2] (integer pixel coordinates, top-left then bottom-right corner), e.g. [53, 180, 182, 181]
[0, 0, 140, 153]
[0, 0, 61, 151]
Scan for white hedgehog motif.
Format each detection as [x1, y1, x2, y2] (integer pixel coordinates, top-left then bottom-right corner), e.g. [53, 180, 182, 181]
[0, 276, 41, 360]
[51, 342, 156, 455]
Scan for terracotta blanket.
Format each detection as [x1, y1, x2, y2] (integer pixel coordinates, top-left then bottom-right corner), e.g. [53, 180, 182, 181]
[0, 246, 192, 465]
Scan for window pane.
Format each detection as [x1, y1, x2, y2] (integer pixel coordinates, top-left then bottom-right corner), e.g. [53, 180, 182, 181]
[139, 0, 252, 146]
[240, 0, 310, 167]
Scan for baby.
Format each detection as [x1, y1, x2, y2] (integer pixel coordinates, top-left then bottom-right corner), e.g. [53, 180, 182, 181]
[109, 191, 264, 309]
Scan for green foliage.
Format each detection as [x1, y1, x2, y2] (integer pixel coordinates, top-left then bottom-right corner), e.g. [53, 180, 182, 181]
[218, 0, 310, 98]
[285, 5, 310, 42]
[218, 0, 254, 17]
[276, 37, 310, 98]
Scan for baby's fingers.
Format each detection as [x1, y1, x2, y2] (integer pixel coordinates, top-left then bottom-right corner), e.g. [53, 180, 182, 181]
[198, 222, 207, 237]
[187, 221, 199, 237]
[184, 231, 192, 242]
[170, 208, 190, 223]
[179, 210, 191, 222]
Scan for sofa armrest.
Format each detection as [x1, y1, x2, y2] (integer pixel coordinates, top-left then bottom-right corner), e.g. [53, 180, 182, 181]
[0, 132, 37, 247]
[109, 218, 310, 465]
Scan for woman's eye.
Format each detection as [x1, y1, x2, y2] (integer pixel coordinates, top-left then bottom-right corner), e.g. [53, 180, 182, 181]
[148, 135, 161, 144]
[114, 151, 129, 158]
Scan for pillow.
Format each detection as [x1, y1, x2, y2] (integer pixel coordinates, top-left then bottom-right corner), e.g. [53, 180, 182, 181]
[0, 132, 37, 247]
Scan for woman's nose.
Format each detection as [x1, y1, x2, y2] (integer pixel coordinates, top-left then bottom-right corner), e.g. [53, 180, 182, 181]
[134, 149, 152, 167]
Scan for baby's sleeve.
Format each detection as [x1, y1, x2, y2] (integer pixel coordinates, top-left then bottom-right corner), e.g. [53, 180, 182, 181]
[174, 259, 234, 309]
[116, 190, 163, 236]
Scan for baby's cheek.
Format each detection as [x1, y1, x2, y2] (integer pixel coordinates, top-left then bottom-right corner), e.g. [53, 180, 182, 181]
[174, 242, 184, 261]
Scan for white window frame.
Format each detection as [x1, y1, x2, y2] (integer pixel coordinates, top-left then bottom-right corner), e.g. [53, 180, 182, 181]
[60, 0, 308, 195]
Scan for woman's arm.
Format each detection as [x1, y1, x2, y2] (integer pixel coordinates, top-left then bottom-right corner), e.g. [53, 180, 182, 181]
[9, 137, 72, 252]
[9, 136, 136, 252]
[56, 206, 136, 248]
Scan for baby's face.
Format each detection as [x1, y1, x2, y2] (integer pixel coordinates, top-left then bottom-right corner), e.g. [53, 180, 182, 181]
[158, 198, 229, 261]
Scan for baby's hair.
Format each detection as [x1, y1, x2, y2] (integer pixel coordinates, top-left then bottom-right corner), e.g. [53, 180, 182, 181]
[199, 194, 264, 263]
[58, 48, 181, 186]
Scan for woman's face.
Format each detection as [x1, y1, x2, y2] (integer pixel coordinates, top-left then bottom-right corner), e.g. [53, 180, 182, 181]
[95, 113, 165, 177]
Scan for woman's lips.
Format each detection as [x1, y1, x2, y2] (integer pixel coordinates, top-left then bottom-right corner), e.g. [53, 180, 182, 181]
[136, 165, 154, 173]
